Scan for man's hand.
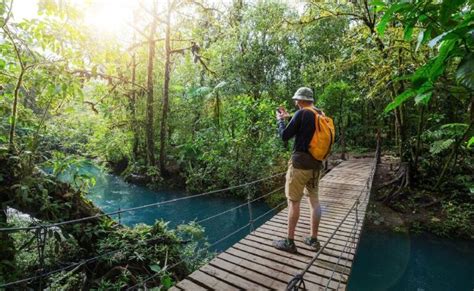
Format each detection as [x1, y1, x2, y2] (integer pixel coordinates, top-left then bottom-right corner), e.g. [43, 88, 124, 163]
[276, 106, 290, 120]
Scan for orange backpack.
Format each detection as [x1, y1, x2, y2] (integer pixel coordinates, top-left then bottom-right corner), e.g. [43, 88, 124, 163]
[304, 107, 336, 161]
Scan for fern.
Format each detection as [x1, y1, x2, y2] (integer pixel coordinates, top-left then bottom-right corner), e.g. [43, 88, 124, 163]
[430, 139, 455, 155]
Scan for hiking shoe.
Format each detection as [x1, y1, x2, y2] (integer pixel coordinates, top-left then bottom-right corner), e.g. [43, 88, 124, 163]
[304, 237, 321, 251]
[272, 238, 297, 254]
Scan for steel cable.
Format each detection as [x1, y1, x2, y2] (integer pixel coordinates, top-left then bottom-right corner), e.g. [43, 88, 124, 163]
[0, 171, 286, 233]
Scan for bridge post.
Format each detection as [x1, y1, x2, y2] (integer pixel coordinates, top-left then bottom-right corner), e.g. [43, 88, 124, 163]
[355, 198, 360, 223]
[376, 129, 382, 164]
[247, 194, 254, 232]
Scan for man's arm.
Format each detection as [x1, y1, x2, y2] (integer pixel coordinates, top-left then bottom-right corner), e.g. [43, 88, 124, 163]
[277, 110, 301, 141]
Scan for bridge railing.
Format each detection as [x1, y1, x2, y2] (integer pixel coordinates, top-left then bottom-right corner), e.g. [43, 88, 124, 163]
[0, 170, 287, 289]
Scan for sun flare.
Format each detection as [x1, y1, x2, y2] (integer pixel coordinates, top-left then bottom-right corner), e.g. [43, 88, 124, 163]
[83, 0, 135, 40]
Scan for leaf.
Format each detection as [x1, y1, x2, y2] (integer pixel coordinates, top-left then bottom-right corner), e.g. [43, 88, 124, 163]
[411, 59, 435, 88]
[440, 123, 468, 129]
[404, 25, 414, 40]
[428, 25, 472, 48]
[376, 3, 410, 36]
[415, 91, 432, 105]
[149, 264, 161, 273]
[162, 276, 173, 288]
[429, 39, 456, 80]
[414, 81, 433, 104]
[415, 29, 425, 51]
[369, 0, 385, 7]
[384, 89, 416, 112]
[189, 86, 212, 98]
[429, 32, 449, 48]
[214, 81, 227, 90]
[467, 137, 474, 149]
[456, 53, 474, 90]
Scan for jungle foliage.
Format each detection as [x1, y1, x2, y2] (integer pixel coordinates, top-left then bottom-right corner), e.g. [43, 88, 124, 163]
[0, 0, 473, 289]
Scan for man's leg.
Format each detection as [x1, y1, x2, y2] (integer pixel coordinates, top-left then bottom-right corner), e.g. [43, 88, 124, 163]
[287, 199, 300, 240]
[273, 161, 305, 253]
[303, 169, 322, 250]
[307, 195, 321, 238]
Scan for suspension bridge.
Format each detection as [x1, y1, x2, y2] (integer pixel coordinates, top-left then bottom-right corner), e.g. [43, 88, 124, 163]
[0, 145, 379, 290]
[171, 156, 377, 291]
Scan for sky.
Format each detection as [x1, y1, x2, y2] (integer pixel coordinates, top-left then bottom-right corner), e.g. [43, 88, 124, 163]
[11, 0, 306, 43]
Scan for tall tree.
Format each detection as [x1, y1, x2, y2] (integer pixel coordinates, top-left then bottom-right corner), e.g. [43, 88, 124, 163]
[159, 0, 172, 175]
[145, 0, 159, 166]
[158, 0, 216, 175]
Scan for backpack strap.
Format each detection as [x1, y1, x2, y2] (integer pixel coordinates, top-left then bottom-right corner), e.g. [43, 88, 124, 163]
[302, 107, 320, 132]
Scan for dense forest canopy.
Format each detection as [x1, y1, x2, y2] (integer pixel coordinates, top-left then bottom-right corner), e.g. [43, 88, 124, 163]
[0, 0, 473, 289]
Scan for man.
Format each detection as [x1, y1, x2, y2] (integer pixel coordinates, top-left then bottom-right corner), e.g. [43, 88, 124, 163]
[273, 87, 322, 253]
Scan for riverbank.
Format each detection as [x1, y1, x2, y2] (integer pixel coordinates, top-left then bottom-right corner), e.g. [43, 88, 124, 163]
[366, 155, 473, 240]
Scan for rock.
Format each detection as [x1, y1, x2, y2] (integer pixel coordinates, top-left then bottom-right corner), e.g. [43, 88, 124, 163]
[125, 173, 151, 185]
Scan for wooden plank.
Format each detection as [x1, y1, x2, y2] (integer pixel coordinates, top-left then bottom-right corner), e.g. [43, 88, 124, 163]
[261, 220, 361, 245]
[256, 224, 358, 258]
[211, 255, 288, 289]
[241, 235, 350, 275]
[277, 209, 361, 226]
[171, 278, 207, 291]
[268, 216, 362, 237]
[271, 215, 362, 236]
[200, 263, 266, 290]
[250, 229, 354, 267]
[188, 270, 239, 290]
[227, 244, 345, 289]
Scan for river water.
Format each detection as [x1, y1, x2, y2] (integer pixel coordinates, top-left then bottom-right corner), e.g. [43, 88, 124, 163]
[348, 229, 474, 291]
[85, 168, 474, 290]
[85, 167, 274, 251]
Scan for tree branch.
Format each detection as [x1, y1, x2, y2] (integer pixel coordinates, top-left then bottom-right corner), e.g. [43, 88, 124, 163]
[170, 45, 193, 54]
[1, 0, 14, 28]
[69, 69, 147, 91]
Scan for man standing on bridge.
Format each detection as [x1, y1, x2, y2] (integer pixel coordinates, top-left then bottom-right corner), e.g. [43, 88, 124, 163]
[273, 87, 322, 253]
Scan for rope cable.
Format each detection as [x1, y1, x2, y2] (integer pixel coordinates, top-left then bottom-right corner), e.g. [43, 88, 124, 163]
[0, 249, 119, 288]
[197, 186, 284, 224]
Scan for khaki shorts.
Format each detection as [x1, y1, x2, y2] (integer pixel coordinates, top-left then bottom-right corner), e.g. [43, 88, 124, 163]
[285, 160, 320, 202]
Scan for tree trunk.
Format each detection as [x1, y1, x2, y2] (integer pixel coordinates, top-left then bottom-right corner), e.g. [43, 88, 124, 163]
[159, 5, 171, 176]
[130, 38, 140, 161]
[8, 68, 25, 151]
[339, 94, 346, 160]
[413, 105, 425, 173]
[145, 1, 158, 167]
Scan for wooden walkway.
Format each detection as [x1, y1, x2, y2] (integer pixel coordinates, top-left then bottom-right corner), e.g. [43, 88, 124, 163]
[171, 158, 375, 290]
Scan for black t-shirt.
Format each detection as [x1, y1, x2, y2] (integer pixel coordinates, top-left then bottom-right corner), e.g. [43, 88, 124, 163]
[277, 108, 322, 170]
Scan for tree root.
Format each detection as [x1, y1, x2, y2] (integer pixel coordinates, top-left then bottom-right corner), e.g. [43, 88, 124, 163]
[376, 163, 410, 203]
